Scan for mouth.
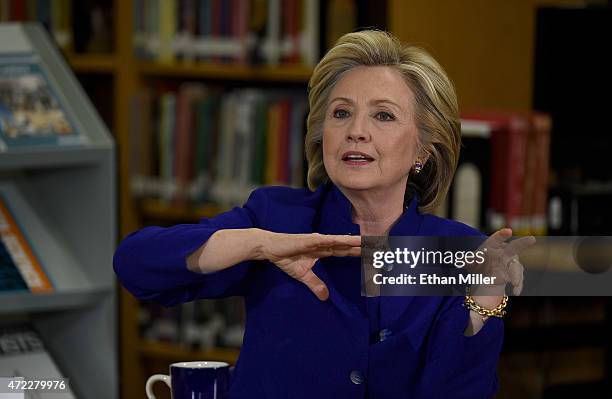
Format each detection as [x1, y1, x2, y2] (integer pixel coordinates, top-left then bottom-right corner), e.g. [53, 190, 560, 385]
[342, 151, 375, 166]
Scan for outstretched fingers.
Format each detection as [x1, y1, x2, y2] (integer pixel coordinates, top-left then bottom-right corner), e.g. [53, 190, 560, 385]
[311, 245, 361, 258]
[483, 228, 513, 249]
[299, 269, 329, 301]
[504, 235, 536, 257]
[306, 234, 362, 258]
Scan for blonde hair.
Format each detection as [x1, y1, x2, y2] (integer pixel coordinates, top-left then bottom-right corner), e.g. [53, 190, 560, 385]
[305, 29, 460, 213]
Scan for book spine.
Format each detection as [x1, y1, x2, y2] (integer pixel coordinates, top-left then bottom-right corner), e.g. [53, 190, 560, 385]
[532, 112, 551, 235]
[452, 163, 482, 229]
[265, 0, 281, 66]
[265, 100, 280, 184]
[488, 123, 507, 231]
[158, 0, 177, 63]
[0, 200, 52, 293]
[301, 0, 319, 66]
[520, 120, 537, 236]
[10, 0, 26, 21]
[505, 116, 529, 232]
[277, 99, 290, 184]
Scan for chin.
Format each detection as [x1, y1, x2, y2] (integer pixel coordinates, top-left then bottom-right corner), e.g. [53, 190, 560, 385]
[335, 176, 377, 191]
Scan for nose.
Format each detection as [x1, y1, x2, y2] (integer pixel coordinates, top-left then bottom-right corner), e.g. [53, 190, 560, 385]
[346, 113, 371, 143]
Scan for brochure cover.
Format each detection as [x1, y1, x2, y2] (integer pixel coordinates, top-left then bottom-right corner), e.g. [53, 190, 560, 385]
[0, 53, 87, 151]
[0, 195, 52, 293]
[0, 324, 76, 398]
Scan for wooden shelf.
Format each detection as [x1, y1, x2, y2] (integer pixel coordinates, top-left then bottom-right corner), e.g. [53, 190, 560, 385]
[66, 53, 117, 73]
[138, 198, 227, 222]
[139, 341, 240, 364]
[137, 61, 313, 82]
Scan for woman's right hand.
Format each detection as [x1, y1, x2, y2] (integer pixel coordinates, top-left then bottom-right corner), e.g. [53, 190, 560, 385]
[257, 232, 362, 301]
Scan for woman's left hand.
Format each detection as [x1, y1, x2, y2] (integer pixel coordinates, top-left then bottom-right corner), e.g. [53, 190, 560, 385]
[467, 228, 536, 298]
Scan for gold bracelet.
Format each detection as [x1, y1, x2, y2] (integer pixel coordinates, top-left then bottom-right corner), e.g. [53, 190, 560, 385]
[463, 288, 508, 318]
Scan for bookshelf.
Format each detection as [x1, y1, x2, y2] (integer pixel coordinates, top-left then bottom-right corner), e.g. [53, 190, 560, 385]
[0, 22, 116, 399]
[137, 62, 313, 81]
[7, 1, 604, 398]
[14, 1, 384, 398]
[66, 53, 118, 73]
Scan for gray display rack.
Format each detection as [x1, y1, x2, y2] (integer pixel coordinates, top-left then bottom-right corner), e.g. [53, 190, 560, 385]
[0, 23, 116, 398]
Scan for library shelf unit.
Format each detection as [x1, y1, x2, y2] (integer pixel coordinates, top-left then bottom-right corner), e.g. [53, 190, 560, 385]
[137, 62, 314, 82]
[66, 54, 118, 74]
[0, 23, 117, 399]
[43, 1, 328, 397]
[138, 198, 224, 223]
[10, 1, 387, 397]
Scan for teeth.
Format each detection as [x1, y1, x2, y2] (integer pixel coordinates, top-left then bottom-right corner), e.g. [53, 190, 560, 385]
[344, 154, 371, 160]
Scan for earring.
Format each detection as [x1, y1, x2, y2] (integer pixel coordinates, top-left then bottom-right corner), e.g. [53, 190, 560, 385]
[414, 160, 423, 174]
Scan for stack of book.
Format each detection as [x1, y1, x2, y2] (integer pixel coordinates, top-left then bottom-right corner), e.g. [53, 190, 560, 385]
[129, 84, 308, 207]
[454, 111, 552, 235]
[133, 0, 320, 67]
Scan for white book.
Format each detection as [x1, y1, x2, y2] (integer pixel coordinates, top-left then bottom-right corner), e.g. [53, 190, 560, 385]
[263, 0, 281, 66]
[301, 0, 320, 66]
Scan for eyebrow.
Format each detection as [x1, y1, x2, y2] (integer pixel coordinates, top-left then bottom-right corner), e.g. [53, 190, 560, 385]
[329, 97, 403, 110]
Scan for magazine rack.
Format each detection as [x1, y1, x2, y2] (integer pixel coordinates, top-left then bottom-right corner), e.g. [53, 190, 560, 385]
[0, 23, 116, 398]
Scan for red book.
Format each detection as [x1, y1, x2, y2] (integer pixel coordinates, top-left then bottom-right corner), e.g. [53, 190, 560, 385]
[531, 112, 552, 235]
[174, 84, 205, 205]
[521, 120, 538, 235]
[461, 111, 530, 232]
[239, 0, 251, 65]
[283, 0, 299, 64]
[9, 0, 26, 21]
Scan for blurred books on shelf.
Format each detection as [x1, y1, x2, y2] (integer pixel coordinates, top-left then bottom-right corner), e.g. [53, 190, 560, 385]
[129, 84, 308, 207]
[0, 0, 114, 55]
[0, 196, 52, 293]
[454, 111, 551, 235]
[139, 298, 245, 351]
[134, 0, 320, 67]
[547, 182, 612, 235]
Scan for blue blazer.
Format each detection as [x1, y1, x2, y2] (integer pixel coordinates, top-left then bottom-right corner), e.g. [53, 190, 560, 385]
[113, 182, 504, 399]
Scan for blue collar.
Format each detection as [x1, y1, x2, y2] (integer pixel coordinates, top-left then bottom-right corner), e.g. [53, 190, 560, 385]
[317, 181, 423, 236]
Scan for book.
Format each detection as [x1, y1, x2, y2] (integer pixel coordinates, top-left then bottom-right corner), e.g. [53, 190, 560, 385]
[0, 196, 52, 293]
[174, 83, 205, 206]
[450, 120, 492, 230]
[130, 86, 307, 207]
[133, 0, 319, 66]
[0, 54, 87, 151]
[461, 111, 530, 233]
[0, 324, 76, 398]
[531, 112, 551, 235]
[459, 111, 551, 234]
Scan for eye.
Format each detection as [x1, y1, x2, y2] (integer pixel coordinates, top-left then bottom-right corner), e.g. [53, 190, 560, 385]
[376, 111, 395, 121]
[333, 109, 350, 119]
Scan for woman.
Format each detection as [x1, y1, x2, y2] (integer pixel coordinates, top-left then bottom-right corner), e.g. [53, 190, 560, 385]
[114, 30, 530, 398]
